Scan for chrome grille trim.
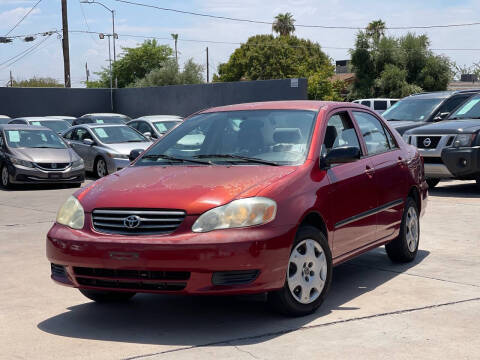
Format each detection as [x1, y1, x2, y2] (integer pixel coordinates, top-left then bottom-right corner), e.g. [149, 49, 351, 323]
[34, 162, 71, 171]
[92, 208, 186, 235]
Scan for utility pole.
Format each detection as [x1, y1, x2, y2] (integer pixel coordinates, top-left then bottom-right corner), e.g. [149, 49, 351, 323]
[171, 34, 178, 65]
[61, 0, 71, 88]
[107, 35, 113, 110]
[85, 62, 90, 83]
[10, 70, 13, 87]
[206, 47, 209, 83]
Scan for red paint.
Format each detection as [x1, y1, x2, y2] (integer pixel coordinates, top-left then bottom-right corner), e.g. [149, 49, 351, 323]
[47, 101, 427, 295]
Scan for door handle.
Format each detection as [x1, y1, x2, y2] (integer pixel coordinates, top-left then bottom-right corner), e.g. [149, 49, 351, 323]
[365, 165, 375, 178]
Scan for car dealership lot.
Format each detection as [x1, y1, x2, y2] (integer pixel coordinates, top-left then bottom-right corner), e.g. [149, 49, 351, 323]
[1, 180, 479, 360]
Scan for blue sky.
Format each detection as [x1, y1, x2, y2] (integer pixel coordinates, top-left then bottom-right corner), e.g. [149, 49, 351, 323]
[0, 0, 478, 87]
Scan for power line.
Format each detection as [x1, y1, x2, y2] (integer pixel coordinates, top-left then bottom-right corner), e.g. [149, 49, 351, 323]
[114, 0, 480, 30]
[4, 0, 43, 37]
[0, 34, 54, 70]
[78, 0, 99, 43]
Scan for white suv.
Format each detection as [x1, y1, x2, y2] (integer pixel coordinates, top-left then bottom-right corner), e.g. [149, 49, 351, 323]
[353, 98, 398, 114]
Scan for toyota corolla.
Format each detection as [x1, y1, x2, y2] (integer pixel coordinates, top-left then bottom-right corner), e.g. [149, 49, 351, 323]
[47, 101, 427, 316]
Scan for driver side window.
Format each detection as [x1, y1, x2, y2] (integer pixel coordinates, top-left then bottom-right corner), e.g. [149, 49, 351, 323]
[322, 112, 361, 157]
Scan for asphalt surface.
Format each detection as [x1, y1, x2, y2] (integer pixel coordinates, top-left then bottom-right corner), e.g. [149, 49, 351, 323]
[1, 180, 479, 360]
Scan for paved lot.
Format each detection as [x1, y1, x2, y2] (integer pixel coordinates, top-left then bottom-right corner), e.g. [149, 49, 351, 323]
[1, 180, 479, 360]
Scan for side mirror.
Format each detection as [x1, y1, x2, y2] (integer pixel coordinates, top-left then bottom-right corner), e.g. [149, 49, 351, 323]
[129, 149, 144, 162]
[143, 131, 152, 139]
[83, 138, 94, 146]
[434, 112, 449, 121]
[320, 146, 361, 169]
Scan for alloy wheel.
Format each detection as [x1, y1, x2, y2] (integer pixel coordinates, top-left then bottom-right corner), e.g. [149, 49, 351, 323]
[406, 207, 419, 252]
[1, 166, 8, 187]
[287, 239, 327, 305]
[96, 159, 107, 177]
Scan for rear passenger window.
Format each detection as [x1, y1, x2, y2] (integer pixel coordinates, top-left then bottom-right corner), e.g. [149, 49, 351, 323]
[361, 101, 371, 107]
[352, 111, 390, 155]
[322, 112, 361, 156]
[374, 100, 388, 110]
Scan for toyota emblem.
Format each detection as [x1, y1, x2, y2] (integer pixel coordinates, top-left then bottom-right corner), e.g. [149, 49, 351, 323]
[423, 138, 432, 147]
[124, 215, 141, 229]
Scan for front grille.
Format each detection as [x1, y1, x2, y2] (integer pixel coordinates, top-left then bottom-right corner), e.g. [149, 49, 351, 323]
[212, 270, 260, 286]
[35, 162, 71, 171]
[92, 209, 186, 235]
[416, 136, 441, 149]
[76, 278, 186, 291]
[73, 267, 190, 281]
[51, 263, 72, 284]
[422, 157, 444, 164]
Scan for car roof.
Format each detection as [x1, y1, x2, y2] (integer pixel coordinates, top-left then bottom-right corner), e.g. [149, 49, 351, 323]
[199, 100, 367, 114]
[407, 90, 480, 99]
[0, 115, 10, 119]
[353, 98, 399, 101]
[135, 115, 182, 121]
[81, 113, 128, 117]
[45, 116, 76, 119]
[13, 117, 66, 122]
[79, 123, 127, 128]
[0, 124, 51, 131]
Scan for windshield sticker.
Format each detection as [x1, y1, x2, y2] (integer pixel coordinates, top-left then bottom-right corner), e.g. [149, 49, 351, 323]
[8, 131, 20, 142]
[94, 128, 108, 138]
[456, 98, 480, 115]
[419, 115, 424, 120]
[31, 121, 41, 126]
[96, 119, 104, 124]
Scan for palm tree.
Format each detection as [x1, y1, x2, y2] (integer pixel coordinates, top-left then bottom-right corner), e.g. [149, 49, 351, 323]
[366, 20, 386, 43]
[171, 33, 179, 65]
[272, 13, 295, 36]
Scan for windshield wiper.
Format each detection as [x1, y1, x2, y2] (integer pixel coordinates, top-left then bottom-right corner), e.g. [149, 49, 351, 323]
[126, 140, 145, 142]
[386, 118, 405, 121]
[194, 154, 279, 166]
[141, 154, 212, 165]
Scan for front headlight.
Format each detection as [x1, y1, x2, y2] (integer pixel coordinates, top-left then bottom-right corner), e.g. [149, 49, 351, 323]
[453, 134, 474, 147]
[107, 152, 129, 159]
[9, 156, 33, 168]
[192, 197, 277, 233]
[56, 196, 85, 230]
[72, 158, 84, 167]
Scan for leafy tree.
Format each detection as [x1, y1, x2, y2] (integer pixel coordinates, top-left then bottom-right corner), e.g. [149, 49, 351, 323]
[350, 20, 453, 98]
[272, 13, 295, 36]
[90, 40, 172, 88]
[132, 58, 204, 87]
[12, 77, 63, 87]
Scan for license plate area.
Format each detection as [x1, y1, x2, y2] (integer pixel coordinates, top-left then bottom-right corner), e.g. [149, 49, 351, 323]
[48, 173, 62, 179]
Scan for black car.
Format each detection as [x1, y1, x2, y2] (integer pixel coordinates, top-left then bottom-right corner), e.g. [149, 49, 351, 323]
[383, 90, 480, 135]
[73, 113, 130, 126]
[403, 94, 480, 189]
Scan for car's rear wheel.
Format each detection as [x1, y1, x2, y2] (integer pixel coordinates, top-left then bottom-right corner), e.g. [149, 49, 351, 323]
[1, 165, 11, 189]
[94, 157, 108, 178]
[426, 179, 440, 189]
[268, 225, 332, 316]
[79, 289, 136, 302]
[385, 197, 419, 263]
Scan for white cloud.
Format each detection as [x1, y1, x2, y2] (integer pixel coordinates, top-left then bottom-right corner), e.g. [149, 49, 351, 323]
[0, 6, 41, 31]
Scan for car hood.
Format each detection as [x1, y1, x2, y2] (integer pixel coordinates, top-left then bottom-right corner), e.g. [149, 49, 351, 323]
[102, 142, 152, 155]
[10, 147, 79, 163]
[405, 119, 480, 135]
[77, 165, 298, 214]
[387, 120, 427, 135]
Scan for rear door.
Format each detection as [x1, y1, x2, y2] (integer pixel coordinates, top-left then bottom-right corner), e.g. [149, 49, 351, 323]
[352, 110, 406, 240]
[322, 111, 379, 258]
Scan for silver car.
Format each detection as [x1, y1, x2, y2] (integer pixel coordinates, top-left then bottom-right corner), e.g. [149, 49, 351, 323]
[62, 124, 151, 177]
[45, 116, 77, 126]
[0, 124, 85, 188]
[9, 117, 71, 134]
[0, 115, 10, 125]
[127, 115, 182, 140]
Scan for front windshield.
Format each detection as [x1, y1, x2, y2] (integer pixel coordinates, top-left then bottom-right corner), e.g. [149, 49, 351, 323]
[92, 117, 126, 124]
[136, 110, 317, 166]
[30, 120, 70, 133]
[4, 129, 67, 149]
[92, 126, 147, 144]
[383, 97, 443, 122]
[153, 121, 181, 133]
[449, 95, 480, 119]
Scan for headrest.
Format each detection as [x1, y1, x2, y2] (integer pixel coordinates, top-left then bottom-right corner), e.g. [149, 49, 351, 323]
[324, 126, 338, 148]
[273, 128, 302, 144]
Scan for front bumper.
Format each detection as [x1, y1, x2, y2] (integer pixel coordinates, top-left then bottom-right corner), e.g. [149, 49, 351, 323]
[441, 146, 480, 178]
[46, 217, 295, 295]
[10, 164, 85, 184]
[108, 158, 130, 173]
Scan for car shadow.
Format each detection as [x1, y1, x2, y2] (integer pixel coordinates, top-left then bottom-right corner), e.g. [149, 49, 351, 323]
[429, 180, 479, 199]
[37, 248, 429, 347]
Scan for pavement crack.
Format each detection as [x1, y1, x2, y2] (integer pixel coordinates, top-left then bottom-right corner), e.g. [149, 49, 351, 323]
[233, 345, 261, 359]
[122, 297, 480, 360]
[0, 202, 57, 214]
[0, 220, 53, 228]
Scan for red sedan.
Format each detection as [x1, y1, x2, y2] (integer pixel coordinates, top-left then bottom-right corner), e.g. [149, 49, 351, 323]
[47, 101, 427, 316]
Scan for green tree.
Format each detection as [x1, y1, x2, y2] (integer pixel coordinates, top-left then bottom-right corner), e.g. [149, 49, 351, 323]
[366, 19, 386, 44]
[12, 77, 63, 87]
[89, 39, 172, 88]
[272, 13, 295, 36]
[132, 58, 204, 87]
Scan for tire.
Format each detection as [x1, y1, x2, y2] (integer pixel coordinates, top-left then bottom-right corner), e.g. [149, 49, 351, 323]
[79, 289, 136, 303]
[385, 197, 420, 263]
[94, 157, 108, 178]
[268, 225, 332, 316]
[1, 165, 11, 189]
[71, 183, 82, 188]
[426, 179, 440, 189]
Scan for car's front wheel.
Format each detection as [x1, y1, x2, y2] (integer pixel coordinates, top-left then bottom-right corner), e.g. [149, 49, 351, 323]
[94, 157, 108, 178]
[268, 225, 332, 316]
[79, 289, 136, 302]
[385, 197, 419, 263]
[1, 165, 11, 189]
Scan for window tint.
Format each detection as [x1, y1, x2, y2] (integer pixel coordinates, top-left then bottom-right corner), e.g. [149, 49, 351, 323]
[449, 94, 480, 119]
[9, 120, 25, 124]
[361, 101, 371, 107]
[92, 126, 147, 144]
[73, 128, 92, 141]
[137, 121, 152, 134]
[438, 95, 470, 114]
[128, 121, 139, 130]
[353, 111, 390, 155]
[64, 130, 74, 140]
[390, 100, 398, 105]
[374, 100, 388, 110]
[323, 112, 361, 155]
[382, 98, 443, 122]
